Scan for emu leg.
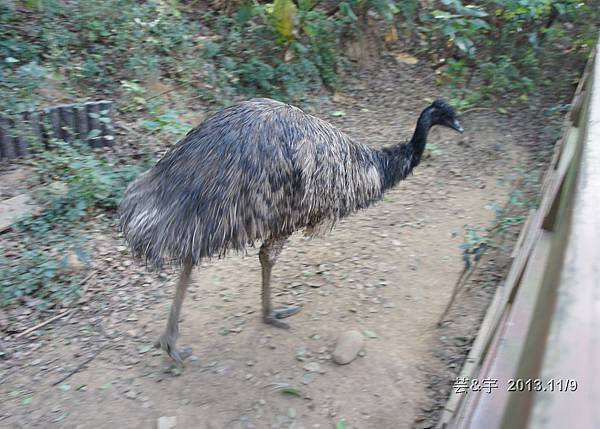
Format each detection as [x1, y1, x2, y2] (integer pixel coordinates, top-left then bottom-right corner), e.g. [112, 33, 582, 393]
[155, 261, 194, 363]
[259, 237, 301, 329]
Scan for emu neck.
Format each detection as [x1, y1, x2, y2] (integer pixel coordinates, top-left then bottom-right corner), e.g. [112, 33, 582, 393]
[378, 109, 432, 192]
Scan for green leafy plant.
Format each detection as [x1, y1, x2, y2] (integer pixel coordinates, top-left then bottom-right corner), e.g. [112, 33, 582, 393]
[424, 0, 597, 106]
[204, 3, 342, 101]
[460, 175, 537, 271]
[143, 110, 192, 135]
[1, 131, 152, 308]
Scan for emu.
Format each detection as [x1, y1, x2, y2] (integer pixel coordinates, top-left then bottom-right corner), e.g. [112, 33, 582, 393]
[119, 98, 463, 362]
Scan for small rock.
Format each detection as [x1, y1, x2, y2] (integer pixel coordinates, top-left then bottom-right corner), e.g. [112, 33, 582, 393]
[302, 373, 315, 385]
[414, 420, 435, 429]
[170, 367, 183, 376]
[157, 416, 177, 429]
[63, 252, 85, 270]
[332, 330, 364, 365]
[363, 330, 378, 339]
[303, 362, 324, 373]
[295, 346, 308, 361]
[125, 389, 137, 399]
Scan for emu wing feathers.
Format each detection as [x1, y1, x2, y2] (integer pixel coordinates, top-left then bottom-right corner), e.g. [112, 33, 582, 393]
[119, 98, 383, 267]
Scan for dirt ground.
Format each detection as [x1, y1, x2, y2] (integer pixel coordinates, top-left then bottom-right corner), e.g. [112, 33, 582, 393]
[0, 58, 546, 428]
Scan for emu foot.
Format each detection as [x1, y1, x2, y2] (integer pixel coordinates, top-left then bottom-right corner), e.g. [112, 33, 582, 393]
[263, 305, 302, 329]
[154, 333, 193, 364]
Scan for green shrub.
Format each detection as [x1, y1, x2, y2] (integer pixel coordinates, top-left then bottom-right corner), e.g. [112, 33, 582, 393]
[0, 133, 153, 308]
[202, 1, 343, 101]
[423, 0, 597, 105]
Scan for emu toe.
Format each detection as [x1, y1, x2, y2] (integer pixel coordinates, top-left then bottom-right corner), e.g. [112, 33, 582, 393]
[273, 305, 302, 319]
[155, 334, 193, 364]
[263, 305, 302, 329]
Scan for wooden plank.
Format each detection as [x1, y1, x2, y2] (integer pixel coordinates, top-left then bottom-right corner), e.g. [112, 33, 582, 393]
[570, 93, 585, 125]
[59, 104, 75, 143]
[504, 212, 543, 306]
[465, 232, 553, 429]
[511, 209, 535, 258]
[450, 308, 511, 428]
[437, 289, 507, 428]
[18, 111, 32, 157]
[8, 117, 22, 158]
[98, 100, 114, 147]
[569, 48, 594, 126]
[38, 109, 50, 149]
[0, 118, 17, 160]
[27, 110, 43, 152]
[9, 117, 22, 158]
[542, 126, 579, 231]
[47, 107, 62, 142]
[86, 102, 101, 148]
[74, 104, 88, 142]
[0, 117, 9, 160]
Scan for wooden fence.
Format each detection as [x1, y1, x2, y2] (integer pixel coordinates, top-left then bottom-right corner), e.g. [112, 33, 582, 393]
[437, 42, 600, 429]
[0, 100, 114, 161]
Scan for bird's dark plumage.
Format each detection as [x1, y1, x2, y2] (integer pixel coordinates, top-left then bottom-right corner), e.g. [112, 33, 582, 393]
[119, 97, 463, 362]
[119, 98, 461, 269]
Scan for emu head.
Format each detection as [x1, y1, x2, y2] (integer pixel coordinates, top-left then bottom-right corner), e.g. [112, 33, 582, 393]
[429, 99, 464, 133]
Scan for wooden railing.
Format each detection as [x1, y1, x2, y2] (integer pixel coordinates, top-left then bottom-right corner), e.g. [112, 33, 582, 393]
[437, 42, 600, 429]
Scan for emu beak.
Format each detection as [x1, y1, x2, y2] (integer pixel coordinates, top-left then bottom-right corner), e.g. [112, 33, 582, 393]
[451, 118, 464, 133]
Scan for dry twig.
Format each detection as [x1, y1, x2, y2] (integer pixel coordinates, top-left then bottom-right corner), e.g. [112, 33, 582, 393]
[51, 345, 107, 386]
[13, 309, 72, 339]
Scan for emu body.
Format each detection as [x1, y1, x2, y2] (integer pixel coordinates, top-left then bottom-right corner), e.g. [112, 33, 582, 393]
[119, 98, 463, 362]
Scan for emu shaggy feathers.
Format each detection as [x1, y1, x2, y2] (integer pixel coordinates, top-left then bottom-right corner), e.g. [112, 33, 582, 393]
[119, 98, 454, 268]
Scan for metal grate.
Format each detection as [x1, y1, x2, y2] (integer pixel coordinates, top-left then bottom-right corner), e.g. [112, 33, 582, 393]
[0, 100, 114, 161]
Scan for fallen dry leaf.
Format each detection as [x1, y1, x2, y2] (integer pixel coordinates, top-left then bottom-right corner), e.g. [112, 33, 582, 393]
[332, 92, 355, 105]
[394, 52, 419, 65]
[384, 27, 398, 43]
